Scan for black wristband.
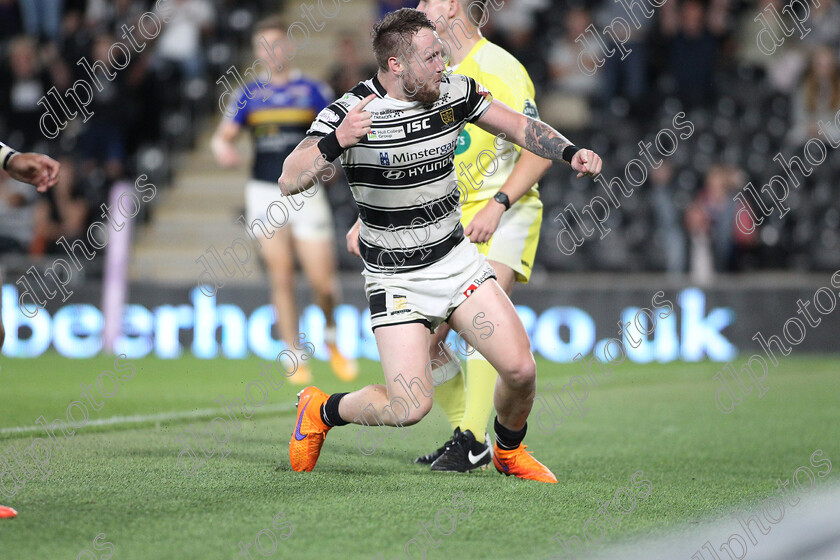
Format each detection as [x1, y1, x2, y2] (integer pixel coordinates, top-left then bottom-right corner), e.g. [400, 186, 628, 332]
[562, 145, 581, 164]
[318, 131, 344, 162]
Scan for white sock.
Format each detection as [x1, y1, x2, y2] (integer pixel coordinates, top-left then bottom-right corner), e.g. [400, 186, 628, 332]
[431, 354, 462, 385]
[324, 325, 337, 346]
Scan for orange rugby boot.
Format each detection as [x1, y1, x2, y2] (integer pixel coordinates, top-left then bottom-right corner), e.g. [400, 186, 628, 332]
[289, 386, 331, 472]
[0, 505, 18, 519]
[493, 443, 558, 483]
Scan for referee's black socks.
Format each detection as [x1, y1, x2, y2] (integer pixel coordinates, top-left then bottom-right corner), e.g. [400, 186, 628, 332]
[494, 417, 527, 450]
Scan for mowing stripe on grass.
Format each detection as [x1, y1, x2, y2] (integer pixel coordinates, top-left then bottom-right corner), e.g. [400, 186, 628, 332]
[0, 402, 297, 437]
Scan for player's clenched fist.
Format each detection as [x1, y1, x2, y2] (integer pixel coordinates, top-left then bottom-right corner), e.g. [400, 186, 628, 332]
[335, 94, 377, 148]
[7, 153, 60, 192]
[570, 149, 602, 178]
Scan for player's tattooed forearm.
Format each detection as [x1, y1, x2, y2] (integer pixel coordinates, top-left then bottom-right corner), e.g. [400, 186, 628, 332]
[524, 120, 573, 162]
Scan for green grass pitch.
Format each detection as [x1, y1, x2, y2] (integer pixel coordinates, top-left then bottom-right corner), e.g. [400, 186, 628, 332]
[0, 353, 838, 559]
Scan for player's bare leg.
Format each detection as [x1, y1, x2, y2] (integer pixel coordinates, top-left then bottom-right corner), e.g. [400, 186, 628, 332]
[293, 235, 357, 381]
[447, 279, 557, 482]
[422, 261, 518, 470]
[290, 322, 433, 471]
[261, 226, 311, 384]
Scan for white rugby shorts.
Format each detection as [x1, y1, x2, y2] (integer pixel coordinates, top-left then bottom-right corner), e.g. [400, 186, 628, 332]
[245, 179, 334, 241]
[364, 237, 497, 332]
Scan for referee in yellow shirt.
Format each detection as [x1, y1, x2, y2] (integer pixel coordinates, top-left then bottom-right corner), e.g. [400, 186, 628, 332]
[348, 0, 552, 471]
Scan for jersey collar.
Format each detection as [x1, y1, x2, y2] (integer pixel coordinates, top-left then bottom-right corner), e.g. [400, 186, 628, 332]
[371, 74, 387, 97]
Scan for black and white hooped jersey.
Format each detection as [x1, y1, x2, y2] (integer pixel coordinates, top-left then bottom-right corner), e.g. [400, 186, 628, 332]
[306, 73, 493, 274]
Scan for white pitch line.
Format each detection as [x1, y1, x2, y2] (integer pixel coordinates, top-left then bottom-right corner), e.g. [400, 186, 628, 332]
[0, 402, 297, 436]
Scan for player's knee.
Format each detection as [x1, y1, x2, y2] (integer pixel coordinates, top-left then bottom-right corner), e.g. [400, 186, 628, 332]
[0, 321, 5, 351]
[268, 267, 295, 289]
[401, 399, 433, 426]
[309, 276, 335, 299]
[402, 407, 431, 426]
[504, 354, 536, 391]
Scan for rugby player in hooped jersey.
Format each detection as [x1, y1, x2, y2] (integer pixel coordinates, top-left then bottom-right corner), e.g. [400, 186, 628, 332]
[346, 0, 555, 474]
[284, 8, 601, 482]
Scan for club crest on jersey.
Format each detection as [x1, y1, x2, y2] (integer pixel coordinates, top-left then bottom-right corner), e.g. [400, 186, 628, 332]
[380, 152, 391, 166]
[440, 107, 455, 125]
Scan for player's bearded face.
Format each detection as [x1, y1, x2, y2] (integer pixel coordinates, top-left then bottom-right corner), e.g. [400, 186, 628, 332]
[398, 30, 449, 105]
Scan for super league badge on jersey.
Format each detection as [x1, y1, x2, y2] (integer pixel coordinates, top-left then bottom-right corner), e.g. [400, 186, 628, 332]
[440, 107, 455, 126]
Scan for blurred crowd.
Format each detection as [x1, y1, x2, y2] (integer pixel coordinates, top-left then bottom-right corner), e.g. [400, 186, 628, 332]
[2, 0, 839, 279]
[475, 0, 840, 277]
[0, 0, 267, 265]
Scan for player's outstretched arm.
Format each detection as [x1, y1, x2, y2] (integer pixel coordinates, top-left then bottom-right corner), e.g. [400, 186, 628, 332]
[1, 143, 60, 192]
[279, 93, 377, 196]
[474, 100, 602, 178]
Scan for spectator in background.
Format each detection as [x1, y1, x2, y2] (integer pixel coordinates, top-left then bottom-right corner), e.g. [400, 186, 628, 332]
[18, 0, 65, 43]
[154, 0, 215, 80]
[789, 46, 840, 146]
[685, 164, 748, 283]
[596, 0, 652, 113]
[85, 0, 147, 34]
[661, 0, 728, 108]
[543, 6, 601, 129]
[31, 156, 88, 255]
[56, 6, 93, 78]
[736, 0, 807, 93]
[0, 169, 38, 254]
[802, 0, 840, 49]
[484, 0, 549, 83]
[76, 33, 131, 182]
[648, 161, 686, 274]
[548, 7, 602, 98]
[0, 0, 23, 39]
[0, 37, 56, 151]
[327, 32, 377, 96]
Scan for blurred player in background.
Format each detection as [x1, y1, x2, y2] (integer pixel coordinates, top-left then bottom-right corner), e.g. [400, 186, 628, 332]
[347, 0, 552, 472]
[0, 141, 60, 519]
[211, 16, 357, 384]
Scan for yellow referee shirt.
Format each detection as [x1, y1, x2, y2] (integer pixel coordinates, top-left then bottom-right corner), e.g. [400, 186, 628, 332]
[452, 37, 541, 203]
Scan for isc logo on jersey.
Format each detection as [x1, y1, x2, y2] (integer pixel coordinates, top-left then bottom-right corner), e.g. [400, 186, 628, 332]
[406, 118, 431, 133]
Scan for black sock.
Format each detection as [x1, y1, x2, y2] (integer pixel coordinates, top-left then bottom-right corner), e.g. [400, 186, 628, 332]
[321, 393, 349, 427]
[494, 417, 527, 450]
